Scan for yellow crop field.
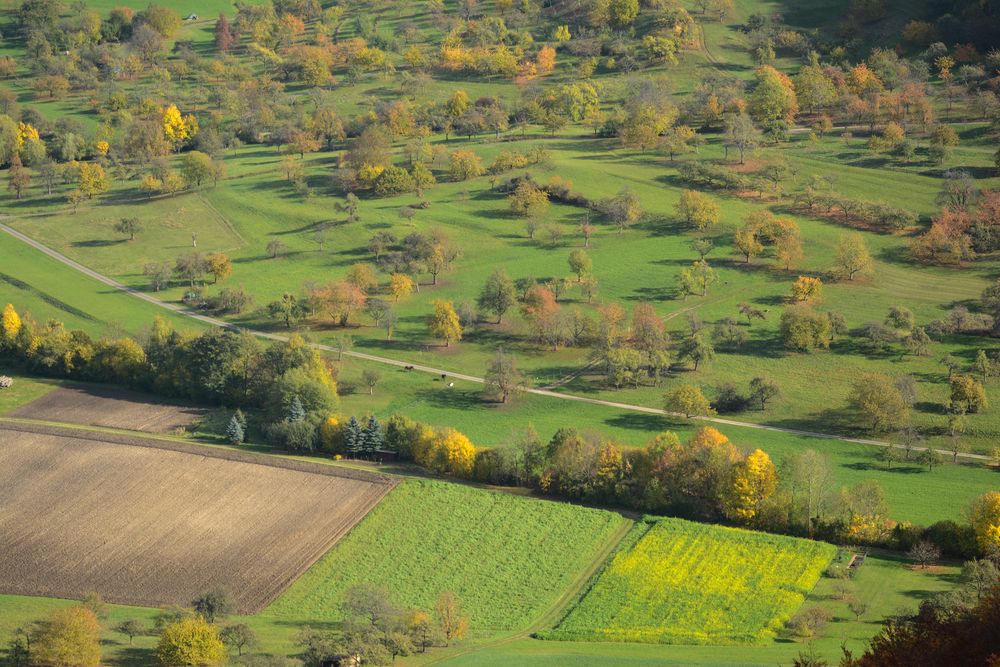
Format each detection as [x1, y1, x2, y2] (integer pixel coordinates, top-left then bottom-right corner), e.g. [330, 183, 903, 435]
[543, 518, 836, 645]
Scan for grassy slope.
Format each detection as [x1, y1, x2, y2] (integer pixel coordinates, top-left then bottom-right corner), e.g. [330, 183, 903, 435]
[2, 220, 998, 527]
[8, 127, 1000, 454]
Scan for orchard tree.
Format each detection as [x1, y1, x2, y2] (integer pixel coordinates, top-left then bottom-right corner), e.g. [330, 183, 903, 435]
[181, 151, 219, 187]
[7, 154, 28, 198]
[833, 233, 874, 281]
[748, 65, 799, 124]
[115, 217, 141, 241]
[734, 222, 764, 263]
[849, 372, 909, 432]
[676, 190, 720, 230]
[267, 294, 304, 328]
[428, 300, 462, 346]
[600, 188, 643, 234]
[389, 273, 414, 302]
[679, 259, 717, 298]
[206, 253, 232, 284]
[508, 179, 550, 219]
[664, 384, 714, 419]
[220, 624, 256, 657]
[726, 113, 761, 164]
[679, 333, 715, 370]
[568, 249, 593, 281]
[483, 349, 528, 403]
[362, 369, 381, 396]
[115, 619, 145, 645]
[749, 377, 780, 410]
[477, 269, 517, 323]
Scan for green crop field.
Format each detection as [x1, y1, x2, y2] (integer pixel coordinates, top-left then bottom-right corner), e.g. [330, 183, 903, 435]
[541, 518, 835, 645]
[261, 479, 629, 637]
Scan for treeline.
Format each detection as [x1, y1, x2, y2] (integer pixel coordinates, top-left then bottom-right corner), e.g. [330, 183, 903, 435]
[0, 304, 337, 422]
[315, 410, 1000, 559]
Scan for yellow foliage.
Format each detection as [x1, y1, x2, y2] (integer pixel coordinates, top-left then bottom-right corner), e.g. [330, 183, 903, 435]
[428, 299, 462, 346]
[95, 140, 109, 156]
[157, 617, 225, 667]
[968, 491, 1000, 551]
[790, 276, 822, 302]
[357, 162, 385, 186]
[389, 273, 414, 302]
[688, 426, 729, 450]
[1, 303, 21, 340]
[31, 606, 101, 667]
[436, 428, 476, 477]
[16, 122, 39, 148]
[411, 424, 439, 468]
[725, 449, 777, 523]
[319, 415, 344, 451]
[161, 104, 198, 149]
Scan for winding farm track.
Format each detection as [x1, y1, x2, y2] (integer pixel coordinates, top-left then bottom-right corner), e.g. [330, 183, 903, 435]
[0, 220, 988, 462]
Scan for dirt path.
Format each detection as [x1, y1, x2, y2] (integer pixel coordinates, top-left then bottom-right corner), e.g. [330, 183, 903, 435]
[0, 221, 989, 462]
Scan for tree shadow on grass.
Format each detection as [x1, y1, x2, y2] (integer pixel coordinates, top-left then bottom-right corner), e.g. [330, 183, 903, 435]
[844, 461, 926, 474]
[604, 412, 674, 434]
[71, 238, 127, 248]
[113, 646, 157, 666]
[413, 387, 485, 412]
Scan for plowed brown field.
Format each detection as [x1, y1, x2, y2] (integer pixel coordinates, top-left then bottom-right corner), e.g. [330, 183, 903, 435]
[8, 385, 204, 433]
[0, 427, 394, 612]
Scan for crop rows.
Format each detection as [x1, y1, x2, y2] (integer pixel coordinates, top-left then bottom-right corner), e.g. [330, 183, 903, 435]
[544, 518, 835, 644]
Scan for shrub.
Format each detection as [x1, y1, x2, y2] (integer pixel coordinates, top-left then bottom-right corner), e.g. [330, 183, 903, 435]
[265, 419, 318, 451]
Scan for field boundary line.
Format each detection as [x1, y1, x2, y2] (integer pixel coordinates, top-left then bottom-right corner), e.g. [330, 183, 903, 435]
[0, 418, 396, 487]
[418, 516, 637, 666]
[0, 222, 990, 463]
[196, 192, 249, 246]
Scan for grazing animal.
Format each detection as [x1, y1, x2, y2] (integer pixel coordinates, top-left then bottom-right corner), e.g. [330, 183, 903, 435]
[448, 382, 455, 388]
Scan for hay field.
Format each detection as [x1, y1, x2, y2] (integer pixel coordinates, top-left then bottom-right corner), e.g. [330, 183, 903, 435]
[8, 385, 205, 433]
[0, 428, 394, 612]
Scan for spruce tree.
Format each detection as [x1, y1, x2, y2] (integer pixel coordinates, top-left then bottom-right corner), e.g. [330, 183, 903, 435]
[362, 416, 383, 456]
[344, 416, 363, 456]
[225, 414, 244, 444]
[287, 395, 306, 422]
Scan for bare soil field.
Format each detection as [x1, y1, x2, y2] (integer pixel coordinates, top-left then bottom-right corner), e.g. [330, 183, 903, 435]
[0, 425, 395, 612]
[7, 385, 205, 433]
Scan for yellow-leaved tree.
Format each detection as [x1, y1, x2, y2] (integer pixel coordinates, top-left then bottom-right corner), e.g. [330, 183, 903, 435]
[967, 491, 1000, 553]
[157, 617, 225, 667]
[725, 448, 777, 524]
[428, 300, 462, 346]
[1, 303, 21, 342]
[31, 606, 101, 667]
[161, 104, 198, 150]
[431, 427, 476, 478]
